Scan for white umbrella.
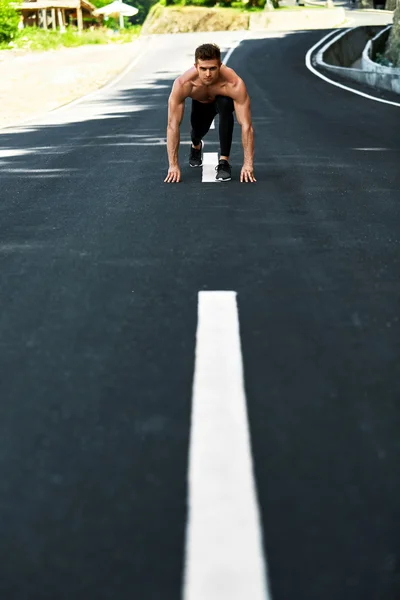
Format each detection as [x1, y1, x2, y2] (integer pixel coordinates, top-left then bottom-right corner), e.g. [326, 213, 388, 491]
[93, 0, 138, 28]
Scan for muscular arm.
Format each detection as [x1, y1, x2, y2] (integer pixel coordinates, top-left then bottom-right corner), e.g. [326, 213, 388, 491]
[165, 80, 186, 182]
[231, 79, 256, 182]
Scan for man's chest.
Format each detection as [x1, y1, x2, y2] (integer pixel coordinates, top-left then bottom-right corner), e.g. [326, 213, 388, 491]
[190, 83, 229, 103]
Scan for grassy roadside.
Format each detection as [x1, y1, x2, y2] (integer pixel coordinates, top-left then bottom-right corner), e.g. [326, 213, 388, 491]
[0, 24, 142, 51]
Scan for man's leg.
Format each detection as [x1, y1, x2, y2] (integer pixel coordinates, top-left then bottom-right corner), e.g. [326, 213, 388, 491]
[215, 96, 234, 181]
[189, 100, 217, 166]
[215, 96, 234, 161]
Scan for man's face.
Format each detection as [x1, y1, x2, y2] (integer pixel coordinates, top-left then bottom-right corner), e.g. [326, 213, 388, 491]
[195, 59, 221, 86]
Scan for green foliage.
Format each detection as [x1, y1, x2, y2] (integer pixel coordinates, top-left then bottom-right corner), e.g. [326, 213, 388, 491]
[91, 0, 159, 23]
[154, 0, 265, 8]
[375, 51, 393, 67]
[243, 0, 266, 8]
[187, 0, 215, 7]
[136, 0, 162, 23]
[0, 0, 19, 43]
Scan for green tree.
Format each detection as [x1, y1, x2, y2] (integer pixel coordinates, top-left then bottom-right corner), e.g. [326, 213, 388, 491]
[0, 0, 19, 43]
[128, 0, 159, 24]
[91, 0, 158, 23]
[387, 3, 400, 66]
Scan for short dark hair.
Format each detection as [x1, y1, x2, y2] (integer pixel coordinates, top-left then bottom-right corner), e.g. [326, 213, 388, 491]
[195, 43, 221, 63]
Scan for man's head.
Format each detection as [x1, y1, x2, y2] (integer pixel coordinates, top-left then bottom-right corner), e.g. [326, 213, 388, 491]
[194, 43, 221, 86]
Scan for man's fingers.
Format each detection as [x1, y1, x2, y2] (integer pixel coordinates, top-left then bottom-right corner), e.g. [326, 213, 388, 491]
[164, 170, 181, 183]
[240, 169, 256, 183]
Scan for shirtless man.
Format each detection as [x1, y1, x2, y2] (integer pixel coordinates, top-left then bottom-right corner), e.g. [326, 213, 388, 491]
[164, 43, 256, 184]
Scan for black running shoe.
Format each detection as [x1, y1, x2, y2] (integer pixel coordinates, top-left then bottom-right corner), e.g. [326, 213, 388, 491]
[189, 141, 203, 167]
[215, 159, 232, 182]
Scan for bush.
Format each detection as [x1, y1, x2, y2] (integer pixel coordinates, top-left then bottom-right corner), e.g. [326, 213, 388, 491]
[375, 51, 393, 66]
[188, 0, 216, 6]
[157, 0, 266, 8]
[0, 0, 19, 43]
[244, 0, 267, 8]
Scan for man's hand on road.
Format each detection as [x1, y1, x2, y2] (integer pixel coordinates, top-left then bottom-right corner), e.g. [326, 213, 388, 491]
[164, 166, 181, 183]
[240, 165, 256, 183]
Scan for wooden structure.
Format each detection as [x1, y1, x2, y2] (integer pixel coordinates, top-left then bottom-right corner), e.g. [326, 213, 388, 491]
[20, 0, 98, 31]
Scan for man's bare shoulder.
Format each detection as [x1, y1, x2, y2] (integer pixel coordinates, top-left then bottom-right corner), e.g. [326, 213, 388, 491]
[221, 66, 248, 100]
[170, 67, 197, 101]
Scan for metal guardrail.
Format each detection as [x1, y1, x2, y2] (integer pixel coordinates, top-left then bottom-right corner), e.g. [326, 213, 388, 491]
[315, 25, 400, 95]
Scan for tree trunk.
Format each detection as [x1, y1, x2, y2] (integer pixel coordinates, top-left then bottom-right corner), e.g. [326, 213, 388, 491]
[387, 3, 400, 65]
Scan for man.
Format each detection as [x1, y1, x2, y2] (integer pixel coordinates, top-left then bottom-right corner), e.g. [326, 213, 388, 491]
[164, 43, 256, 184]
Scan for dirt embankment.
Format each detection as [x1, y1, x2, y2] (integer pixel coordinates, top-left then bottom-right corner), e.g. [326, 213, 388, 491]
[141, 4, 250, 34]
[142, 3, 348, 35]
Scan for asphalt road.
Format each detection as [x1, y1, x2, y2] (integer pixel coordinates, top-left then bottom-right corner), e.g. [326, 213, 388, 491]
[0, 28, 399, 600]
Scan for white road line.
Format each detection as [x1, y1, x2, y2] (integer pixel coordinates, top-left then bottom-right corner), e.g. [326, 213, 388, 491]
[353, 147, 389, 151]
[305, 30, 400, 108]
[183, 291, 271, 600]
[202, 152, 219, 182]
[224, 40, 242, 66]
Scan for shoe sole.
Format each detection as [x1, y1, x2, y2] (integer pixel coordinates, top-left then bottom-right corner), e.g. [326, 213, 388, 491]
[216, 177, 232, 182]
[190, 163, 202, 168]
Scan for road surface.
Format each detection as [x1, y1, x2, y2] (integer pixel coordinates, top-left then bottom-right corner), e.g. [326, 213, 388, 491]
[0, 27, 399, 600]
